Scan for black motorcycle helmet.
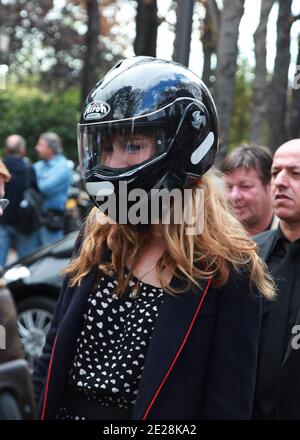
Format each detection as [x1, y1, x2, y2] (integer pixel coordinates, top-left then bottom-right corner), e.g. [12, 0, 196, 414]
[78, 56, 219, 221]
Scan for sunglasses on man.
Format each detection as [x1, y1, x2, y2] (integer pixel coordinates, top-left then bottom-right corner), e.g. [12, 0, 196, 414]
[0, 199, 9, 211]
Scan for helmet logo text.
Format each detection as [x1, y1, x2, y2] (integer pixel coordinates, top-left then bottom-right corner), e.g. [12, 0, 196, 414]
[83, 101, 111, 121]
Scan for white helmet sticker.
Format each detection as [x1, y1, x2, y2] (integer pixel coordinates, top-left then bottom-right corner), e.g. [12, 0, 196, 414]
[83, 101, 110, 121]
[86, 181, 115, 197]
[190, 132, 214, 165]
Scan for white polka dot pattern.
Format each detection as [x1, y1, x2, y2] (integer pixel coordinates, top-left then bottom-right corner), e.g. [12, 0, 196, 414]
[60, 270, 165, 418]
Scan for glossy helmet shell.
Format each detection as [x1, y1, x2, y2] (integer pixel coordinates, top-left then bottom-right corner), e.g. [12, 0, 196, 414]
[78, 56, 219, 207]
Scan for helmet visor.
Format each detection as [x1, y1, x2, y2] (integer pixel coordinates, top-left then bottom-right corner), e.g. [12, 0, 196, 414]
[78, 117, 169, 178]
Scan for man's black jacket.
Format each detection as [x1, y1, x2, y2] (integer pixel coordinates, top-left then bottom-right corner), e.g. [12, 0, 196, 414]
[0, 156, 37, 226]
[254, 229, 300, 419]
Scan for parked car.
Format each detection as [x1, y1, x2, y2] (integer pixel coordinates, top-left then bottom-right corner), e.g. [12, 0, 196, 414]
[1, 230, 78, 371]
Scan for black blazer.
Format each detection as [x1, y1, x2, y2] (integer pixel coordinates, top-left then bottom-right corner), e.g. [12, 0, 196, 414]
[33, 262, 262, 420]
[254, 229, 300, 419]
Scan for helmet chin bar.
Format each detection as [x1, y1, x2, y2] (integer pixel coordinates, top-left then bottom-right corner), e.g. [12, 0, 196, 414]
[86, 171, 189, 226]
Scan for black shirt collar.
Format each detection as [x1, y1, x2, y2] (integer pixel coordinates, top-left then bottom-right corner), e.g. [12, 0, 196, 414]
[271, 225, 300, 256]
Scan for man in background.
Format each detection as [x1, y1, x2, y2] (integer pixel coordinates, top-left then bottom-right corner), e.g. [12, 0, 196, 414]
[253, 139, 300, 419]
[0, 160, 11, 217]
[0, 159, 36, 419]
[34, 132, 72, 246]
[221, 144, 277, 236]
[0, 135, 38, 266]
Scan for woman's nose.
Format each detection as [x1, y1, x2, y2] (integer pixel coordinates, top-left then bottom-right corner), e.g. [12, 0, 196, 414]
[106, 151, 128, 168]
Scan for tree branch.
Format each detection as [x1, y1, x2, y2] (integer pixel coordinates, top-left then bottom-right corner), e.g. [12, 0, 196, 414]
[291, 14, 300, 24]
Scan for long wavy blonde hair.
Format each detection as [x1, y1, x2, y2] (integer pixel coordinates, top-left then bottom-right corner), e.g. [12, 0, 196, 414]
[65, 169, 275, 299]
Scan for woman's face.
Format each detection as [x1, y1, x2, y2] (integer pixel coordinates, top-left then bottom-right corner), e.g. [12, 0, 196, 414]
[102, 133, 155, 169]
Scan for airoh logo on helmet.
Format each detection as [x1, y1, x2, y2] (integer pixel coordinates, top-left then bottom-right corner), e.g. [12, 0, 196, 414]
[83, 100, 111, 121]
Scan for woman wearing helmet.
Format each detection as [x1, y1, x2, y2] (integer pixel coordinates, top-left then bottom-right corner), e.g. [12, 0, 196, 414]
[34, 57, 275, 420]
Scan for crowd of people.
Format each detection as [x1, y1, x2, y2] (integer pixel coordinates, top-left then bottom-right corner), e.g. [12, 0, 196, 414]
[0, 56, 300, 420]
[0, 132, 72, 269]
[223, 140, 300, 419]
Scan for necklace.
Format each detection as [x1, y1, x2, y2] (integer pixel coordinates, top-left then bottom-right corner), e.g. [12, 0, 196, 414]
[129, 262, 158, 299]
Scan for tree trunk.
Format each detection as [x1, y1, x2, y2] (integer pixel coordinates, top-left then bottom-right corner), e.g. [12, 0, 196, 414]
[134, 0, 158, 57]
[215, 0, 245, 162]
[249, 0, 275, 145]
[289, 34, 300, 139]
[81, 0, 100, 106]
[201, 0, 220, 92]
[173, 0, 194, 66]
[268, 0, 292, 152]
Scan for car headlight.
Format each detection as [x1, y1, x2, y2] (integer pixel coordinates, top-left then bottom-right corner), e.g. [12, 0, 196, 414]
[3, 265, 31, 283]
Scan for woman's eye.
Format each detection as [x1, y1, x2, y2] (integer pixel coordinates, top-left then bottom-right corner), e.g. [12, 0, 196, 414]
[126, 143, 143, 153]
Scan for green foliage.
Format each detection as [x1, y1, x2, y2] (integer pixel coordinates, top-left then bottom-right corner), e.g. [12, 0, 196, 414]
[0, 86, 80, 162]
[229, 59, 253, 150]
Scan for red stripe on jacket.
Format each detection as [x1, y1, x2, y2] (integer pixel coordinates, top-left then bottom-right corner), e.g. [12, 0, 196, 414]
[143, 278, 212, 420]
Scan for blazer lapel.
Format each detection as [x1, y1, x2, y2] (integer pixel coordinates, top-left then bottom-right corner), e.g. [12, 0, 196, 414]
[254, 230, 297, 368]
[44, 268, 98, 417]
[132, 277, 211, 420]
[254, 230, 277, 262]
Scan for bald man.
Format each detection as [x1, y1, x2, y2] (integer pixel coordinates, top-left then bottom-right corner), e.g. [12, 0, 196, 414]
[4, 134, 26, 157]
[253, 139, 300, 419]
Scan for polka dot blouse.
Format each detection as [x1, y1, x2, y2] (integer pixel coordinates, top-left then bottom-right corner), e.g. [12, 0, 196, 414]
[57, 269, 165, 419]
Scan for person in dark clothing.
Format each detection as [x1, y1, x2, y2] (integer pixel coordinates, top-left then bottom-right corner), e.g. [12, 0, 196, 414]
[0, 160, 10, 216]
[0, 171, 36, 420]
[0, 175, 23, 362]
[253, 139, 300, 420]
[0, 135, 39, 267]
[33, 57, 275, 420]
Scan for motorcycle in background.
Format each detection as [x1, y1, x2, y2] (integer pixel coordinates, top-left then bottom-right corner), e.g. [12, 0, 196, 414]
[64, 162, 91, 234]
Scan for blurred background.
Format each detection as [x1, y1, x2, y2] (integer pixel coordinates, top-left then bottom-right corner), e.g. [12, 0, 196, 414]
[0, 0, 300, 161]
[1, 2, 300, 418]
